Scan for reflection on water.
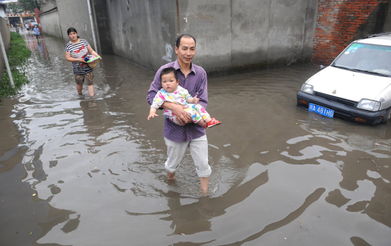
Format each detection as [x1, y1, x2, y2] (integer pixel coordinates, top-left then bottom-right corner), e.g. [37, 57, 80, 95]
[0, 33, 390, 245]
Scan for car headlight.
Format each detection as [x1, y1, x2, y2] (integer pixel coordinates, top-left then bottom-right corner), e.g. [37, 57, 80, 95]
[357, 99, 381, 111]
[301, 83, 314, 94]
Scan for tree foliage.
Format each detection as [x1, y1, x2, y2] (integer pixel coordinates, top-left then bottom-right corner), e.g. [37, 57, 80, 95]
[7, 0, 40, 13]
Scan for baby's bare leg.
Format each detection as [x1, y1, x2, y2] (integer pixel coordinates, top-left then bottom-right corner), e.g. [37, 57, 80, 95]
[197, 120, 207, 128]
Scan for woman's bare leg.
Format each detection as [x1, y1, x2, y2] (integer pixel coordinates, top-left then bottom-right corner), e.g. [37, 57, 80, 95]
[87, 84, 95, 97]
[76, 84, 83, 95]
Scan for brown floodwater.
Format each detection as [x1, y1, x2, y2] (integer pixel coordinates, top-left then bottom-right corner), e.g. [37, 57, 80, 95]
[0, 33, 390, 246]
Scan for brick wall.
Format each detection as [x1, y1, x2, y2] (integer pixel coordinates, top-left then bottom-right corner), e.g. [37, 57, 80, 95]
[313, 0, 389, 64]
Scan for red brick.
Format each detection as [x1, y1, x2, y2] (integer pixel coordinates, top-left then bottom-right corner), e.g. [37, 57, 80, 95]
[312, 0, 383, 64]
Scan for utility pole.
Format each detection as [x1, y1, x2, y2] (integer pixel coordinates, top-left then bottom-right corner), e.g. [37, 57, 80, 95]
[0, 34, 15, 88]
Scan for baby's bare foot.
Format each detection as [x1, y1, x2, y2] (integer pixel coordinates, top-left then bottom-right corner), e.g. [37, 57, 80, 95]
[198, 120, 207, 128]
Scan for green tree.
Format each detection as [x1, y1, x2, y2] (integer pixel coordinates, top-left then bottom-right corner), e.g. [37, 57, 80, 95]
[7, 3, 23, 13]
[7, 0, 40, 13]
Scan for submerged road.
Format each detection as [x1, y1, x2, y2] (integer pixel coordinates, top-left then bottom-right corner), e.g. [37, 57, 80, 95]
[0, 32, 390, 246]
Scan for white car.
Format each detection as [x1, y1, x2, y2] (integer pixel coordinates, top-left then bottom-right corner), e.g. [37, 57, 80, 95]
[297, 33, 391, 125]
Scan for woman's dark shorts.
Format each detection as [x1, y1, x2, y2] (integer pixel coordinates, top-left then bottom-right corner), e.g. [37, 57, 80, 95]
[74, 72, 94, 86]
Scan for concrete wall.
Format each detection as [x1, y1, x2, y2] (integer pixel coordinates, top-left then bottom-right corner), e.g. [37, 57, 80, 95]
[38, 0, 390, 72]
[56, 0, 96, 49]
[0, 17, 11, 78]
[39, 0, 93, 44]
[39, 0, 62, 39]
[106, 0, 177, 69]
[40, 0, 107, 53]
[106, 0, 318, 72]
[91, 0, 113, 54]
[40, 11, 62, 38]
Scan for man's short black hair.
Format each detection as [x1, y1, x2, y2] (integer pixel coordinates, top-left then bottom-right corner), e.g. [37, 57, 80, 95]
[160, 67, 178, 80]
[175, 34, 196, 48]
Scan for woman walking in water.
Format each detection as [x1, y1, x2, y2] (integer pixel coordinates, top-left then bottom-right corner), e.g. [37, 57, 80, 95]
[64, 27, 101, 97]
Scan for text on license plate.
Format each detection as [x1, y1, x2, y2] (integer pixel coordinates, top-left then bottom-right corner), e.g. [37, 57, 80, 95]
[308, 103, 334, 118]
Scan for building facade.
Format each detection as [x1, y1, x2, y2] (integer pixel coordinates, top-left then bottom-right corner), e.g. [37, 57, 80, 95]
[39, 0, 391, 72]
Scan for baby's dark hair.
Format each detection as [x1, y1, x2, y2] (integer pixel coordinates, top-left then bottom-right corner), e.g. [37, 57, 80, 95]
[160, 67, 178, 80]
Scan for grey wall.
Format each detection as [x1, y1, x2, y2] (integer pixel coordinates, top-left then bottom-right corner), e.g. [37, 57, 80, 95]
[39, 0, 95, 48]
[106, 0, 318, 72]
[106, 0, 177, 69]
[40, 12, 62, 38]
[0, 17, 10, 78]
[56, 0, 96, 49]
[39, 0, 62, 39]
[91, 0, 113, 54]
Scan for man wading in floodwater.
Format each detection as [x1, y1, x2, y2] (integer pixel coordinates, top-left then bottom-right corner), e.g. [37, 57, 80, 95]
[147, 34, 213, 194]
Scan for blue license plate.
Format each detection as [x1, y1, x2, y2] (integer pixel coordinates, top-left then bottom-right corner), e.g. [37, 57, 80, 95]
[308, 103, 334, 118]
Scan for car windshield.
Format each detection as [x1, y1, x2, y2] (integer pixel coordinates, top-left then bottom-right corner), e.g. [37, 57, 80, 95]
[332, 42, 391, 77]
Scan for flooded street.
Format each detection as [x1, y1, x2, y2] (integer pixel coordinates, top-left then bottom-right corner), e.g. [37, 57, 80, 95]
[1, 33, 390, 246]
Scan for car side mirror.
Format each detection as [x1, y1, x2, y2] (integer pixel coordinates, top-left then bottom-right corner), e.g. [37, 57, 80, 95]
[319, 65, 325, 70]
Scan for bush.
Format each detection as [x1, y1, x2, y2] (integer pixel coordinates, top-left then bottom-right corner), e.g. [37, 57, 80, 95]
[0, 32, 31, 97]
